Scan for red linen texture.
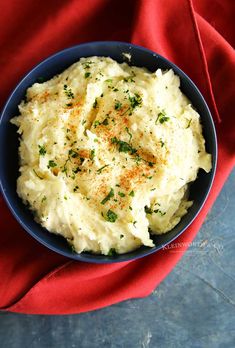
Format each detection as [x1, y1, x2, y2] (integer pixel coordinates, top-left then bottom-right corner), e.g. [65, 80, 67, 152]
[0, 0, 234, 314]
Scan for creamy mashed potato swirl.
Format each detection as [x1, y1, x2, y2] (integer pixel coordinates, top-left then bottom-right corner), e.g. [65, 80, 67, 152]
[11, 56, 212, 255]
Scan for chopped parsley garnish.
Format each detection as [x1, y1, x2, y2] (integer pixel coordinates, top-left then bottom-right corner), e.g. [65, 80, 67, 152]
[145, 206, 166, 216]
[41, 195, 47, 202]
[82, 119, 86, 125]
[64, 196, 68, 200]
[156, 111, 169, 124]
[66, 103, 73, 107]
[120, 234, 124, 239]
[73, 185, 79, 192]
[93, 120, 101, 128]
[113, 88, 119, 92]
[111, 137, 137, 154]
[82, 61, 93, 69]
[133, 221, 137, 227]
[160, 139, 165, 147]
[63, 84, 74, 99]
[90, 149, 95, 160]
[68, 149, 79, 158]
[119, 141, 136, 153]
[129, 206, 132, 210]
[145, 206, 153, 214]
[108, 248, 117, 256]
[38, 144, 46, 156]
[101, 188, 114, 205]
[115, 101, 122, 110]
[186, 119, 192, 128]
[97, 164, 109, 174]
[93, 98, 98, 109]
[129, 190, 135, 197]
[118, 192, 125, 197]
[84, 72, 91, 79]
[125, 127, 132, 141]
[124, 76, 135, 83]
[102, 118, 109, 125]
[105, 210, 118, 223]
[47, 160, 57, 168]
[153, 209, 166, 216]
[73, 167, 81, 173]
[105, 79, 113, 83]
[33, 169, 43, 180]
[129, 93, 142, 109]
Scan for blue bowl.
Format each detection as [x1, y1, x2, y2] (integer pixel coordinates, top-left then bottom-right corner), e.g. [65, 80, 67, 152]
[0, 41, 217, 263]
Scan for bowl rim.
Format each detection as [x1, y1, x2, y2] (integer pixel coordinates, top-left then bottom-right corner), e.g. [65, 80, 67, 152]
[0, 41, 218, 263]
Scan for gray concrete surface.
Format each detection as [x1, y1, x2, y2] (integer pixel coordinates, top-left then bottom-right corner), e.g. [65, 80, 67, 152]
[0, 169, 234, 348]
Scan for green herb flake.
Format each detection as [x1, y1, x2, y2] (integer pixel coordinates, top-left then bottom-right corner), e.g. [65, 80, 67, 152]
[108, 247, 117, 256]
[160, 139, 165, 147]
[112, 137, 137, 155]
[63, 84, 74, 99]
[101, 188, 114, 205]
[105, 210, 118, 223]
[93, 98, 98, 109]
[124, 76, 135, 83]
[38, 145, 46, 156]
[129, 190, 135, 197]
[115, 101, 122, 110]
[97, 164, 109, 174]
[90, 149, 95, 160]
[66, 103, 73, 107]
[102, 118, 109, 126]
[47, 160, 57, 168]
[118, 192, 125, 197]
[82, 119, 86, 125]
[73, 185, 79, 192]
[129, 93, 142, 109]
[84, 72, 91, 79]
[41, 195, 47, 202]
[33, 169, 43, 180]
[93, 120, 101, 128]
[186, 119, 192, 128]
[156, 111, 169, 124]
[125, 127, 132, 141]
[69, 149, 79, 158]
[120, 234, 124, 239]
[144, 206, 153, 214]
[82, 61, 94, 69]
[154, 209, 166, 216]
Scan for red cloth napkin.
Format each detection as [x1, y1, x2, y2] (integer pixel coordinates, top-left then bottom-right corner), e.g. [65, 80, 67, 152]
[0, 0, 234, 315]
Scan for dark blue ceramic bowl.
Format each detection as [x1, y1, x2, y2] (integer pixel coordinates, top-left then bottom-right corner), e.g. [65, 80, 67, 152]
[0, 41, 217, 263]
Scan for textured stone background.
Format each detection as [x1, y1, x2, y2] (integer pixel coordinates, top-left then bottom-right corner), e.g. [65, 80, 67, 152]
[0, 169, 234, 348]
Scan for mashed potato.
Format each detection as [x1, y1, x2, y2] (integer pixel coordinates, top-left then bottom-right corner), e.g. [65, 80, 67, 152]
[11, 56, 212, 255]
